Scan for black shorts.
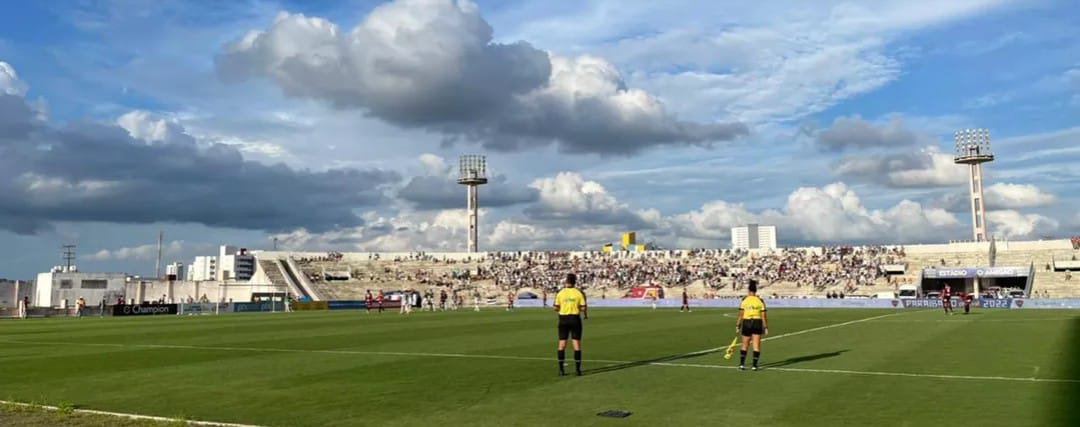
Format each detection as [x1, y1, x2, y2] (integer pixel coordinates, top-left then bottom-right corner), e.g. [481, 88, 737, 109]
[741, 319, 764, 337]
[558, 315, 583, 340]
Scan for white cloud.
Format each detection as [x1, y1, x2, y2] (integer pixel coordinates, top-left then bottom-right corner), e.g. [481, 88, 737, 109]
[88, 240, 186, 261]
[525, 172, 660, 227]
[215, 0, 745, 155]
[540, 0, 1012, 124]
[0, 61, 28, 96]
[987, 210, 1059, 239]
[984, 183, 1055, 209]
[116, 110, 196, 145]
[277, 178, 965, 251]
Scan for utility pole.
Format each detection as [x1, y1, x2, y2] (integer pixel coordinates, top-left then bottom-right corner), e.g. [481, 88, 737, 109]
[62, 245, 76, 272]
[156, 230, 163, 279]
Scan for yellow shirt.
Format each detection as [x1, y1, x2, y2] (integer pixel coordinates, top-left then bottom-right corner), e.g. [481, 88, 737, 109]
[739, 295, 766, 320]
[555, 288, 586, 316]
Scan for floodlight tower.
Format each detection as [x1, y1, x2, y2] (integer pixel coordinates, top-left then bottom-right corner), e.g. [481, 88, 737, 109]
[953, 128, 994, 242]
[457, 155, 488, 253]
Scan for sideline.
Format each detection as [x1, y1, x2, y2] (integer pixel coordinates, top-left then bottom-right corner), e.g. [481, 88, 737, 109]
[0, 400, 263, 427]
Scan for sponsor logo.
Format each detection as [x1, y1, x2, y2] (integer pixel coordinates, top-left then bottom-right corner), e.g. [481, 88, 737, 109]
[113, 304, 178, 316]
[891, 300, 899, 307]
[1014, 299, 1024, 308]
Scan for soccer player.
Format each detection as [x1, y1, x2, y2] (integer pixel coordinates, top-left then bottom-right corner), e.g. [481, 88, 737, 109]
[680, 288, 691, 312]
[506, 292, 515, 311]
[735, 280, 768, 371]
[473, 290, 481, 312]
[365, 290, 374, 314]
[650, 292, 658, 310]
[376, 290, 385, 313]
[942, 284, 953, 315]
[962, 292, 973, 314]
[554, 273, 587, 376]
[19, 296, 29, 319]
[440, 290, 448, 311]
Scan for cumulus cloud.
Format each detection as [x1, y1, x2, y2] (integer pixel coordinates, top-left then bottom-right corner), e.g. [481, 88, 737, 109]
[0, 61, 28, 96]
[671, 183, 961, 246]
[0, 65, 400, 234]
[987, 210, 1059, 240]
[215, 0, 746, 155]
[815, 115, 928, 151]
[273, 209, 473, 252]
[834, 146, 967, 188]
[280, 177, 967, 252]
[396, 154, 538, 209]
[117, 110, 198, 146]
[524, 172, 661, 228]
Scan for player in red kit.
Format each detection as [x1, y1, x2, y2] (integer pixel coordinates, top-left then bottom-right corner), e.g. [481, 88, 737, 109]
[962, 292, 973, 314]
[365, 290, 374, 314]
[680, 288, 691, 312]
[942, 284, 953, 315]
[376, 290, 385, 313]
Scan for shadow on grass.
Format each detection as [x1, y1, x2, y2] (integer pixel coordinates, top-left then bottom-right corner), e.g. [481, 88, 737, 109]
[761, 350, 849, 369]
[584, 348, 721, 375]
[1054, 317, 1080, 426]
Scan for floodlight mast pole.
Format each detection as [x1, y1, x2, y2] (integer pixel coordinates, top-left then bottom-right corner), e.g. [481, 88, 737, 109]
[953, 128, 995, 242]
[457, 155, 488, 253]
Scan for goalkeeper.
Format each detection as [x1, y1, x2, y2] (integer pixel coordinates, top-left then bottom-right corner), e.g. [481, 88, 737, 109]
[734, 280, 768, 371]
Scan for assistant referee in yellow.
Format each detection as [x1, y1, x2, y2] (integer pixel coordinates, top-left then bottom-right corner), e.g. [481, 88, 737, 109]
[735, 279, 768, 371]
[554, 273, 587, 376]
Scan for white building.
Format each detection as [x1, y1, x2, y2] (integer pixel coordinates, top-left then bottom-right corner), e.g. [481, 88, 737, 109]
[218, 245, 255, 282]
[34, 270, 128, 308]
[731, 224, 778, 250]
[165, 262, 186, 281]
[189, 256, 217, 281]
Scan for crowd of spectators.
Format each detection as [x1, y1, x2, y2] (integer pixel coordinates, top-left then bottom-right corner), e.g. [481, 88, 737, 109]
[296, 247, 905, 297]
[1072, 237, 1080, 250]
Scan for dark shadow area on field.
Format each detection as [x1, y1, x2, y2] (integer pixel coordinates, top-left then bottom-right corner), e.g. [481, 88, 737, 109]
[1053, 317, 1080, 426]
[761, 350, 849, 369]
[583, 349, 721, 375]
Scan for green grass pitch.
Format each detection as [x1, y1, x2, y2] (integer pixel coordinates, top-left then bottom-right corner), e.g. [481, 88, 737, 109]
[1, 307, 1078, 426]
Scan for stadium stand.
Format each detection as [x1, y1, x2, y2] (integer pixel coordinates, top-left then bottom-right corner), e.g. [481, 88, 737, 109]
[250, 239, 1079, 302]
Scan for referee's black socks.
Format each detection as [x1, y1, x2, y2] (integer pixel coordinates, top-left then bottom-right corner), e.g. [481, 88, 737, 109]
[739, 350, 747, 366]
[574, 350, 582, 374]
[558, 350, 566, 374]
[753, 351, 760, 368]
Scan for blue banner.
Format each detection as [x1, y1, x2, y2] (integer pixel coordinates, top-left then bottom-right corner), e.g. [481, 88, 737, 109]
[328, 300, 366, 310]
[232, 302, 285, 312]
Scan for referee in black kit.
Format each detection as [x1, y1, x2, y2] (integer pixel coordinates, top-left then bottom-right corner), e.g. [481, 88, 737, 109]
[554, 273, 587, 376]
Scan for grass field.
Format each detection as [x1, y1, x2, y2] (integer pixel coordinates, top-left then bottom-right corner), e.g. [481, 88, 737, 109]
[1, 307, 1078, 427]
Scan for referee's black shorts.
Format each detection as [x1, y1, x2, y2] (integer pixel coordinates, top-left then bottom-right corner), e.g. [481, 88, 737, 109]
[558, 314, 583, 340]
[740, 319, 764, 337]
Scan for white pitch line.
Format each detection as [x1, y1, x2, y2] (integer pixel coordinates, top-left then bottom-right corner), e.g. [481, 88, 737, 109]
[679, 311, 908, 358]
[639, 363, 1080, 384]
[0, 400, 263, 427]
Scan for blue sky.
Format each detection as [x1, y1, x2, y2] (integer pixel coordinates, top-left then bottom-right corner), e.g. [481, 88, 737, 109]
[0, 0, 1077, 279]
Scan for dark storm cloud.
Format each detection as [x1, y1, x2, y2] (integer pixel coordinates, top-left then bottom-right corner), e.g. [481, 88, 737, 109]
[214, 1, 746, 156]
[397, 175, 538, 210]
[0, 94, 399, 235]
